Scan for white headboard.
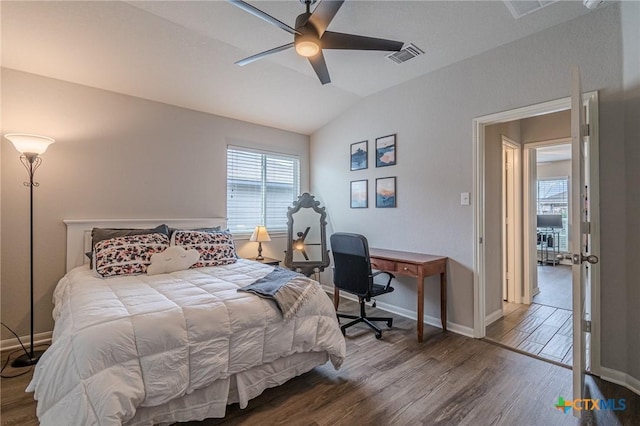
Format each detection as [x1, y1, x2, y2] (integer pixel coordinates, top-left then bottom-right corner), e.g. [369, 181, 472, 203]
[63, 218, 228, 273]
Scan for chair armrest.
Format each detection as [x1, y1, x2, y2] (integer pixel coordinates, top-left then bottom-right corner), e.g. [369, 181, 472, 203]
[372, 270, 395, 290]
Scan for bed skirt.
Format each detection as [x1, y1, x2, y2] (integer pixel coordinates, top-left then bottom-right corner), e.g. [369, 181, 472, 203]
[126, 351, 329, 425]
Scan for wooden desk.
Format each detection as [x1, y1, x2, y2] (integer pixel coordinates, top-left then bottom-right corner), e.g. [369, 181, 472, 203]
[334, 248, 447, 342]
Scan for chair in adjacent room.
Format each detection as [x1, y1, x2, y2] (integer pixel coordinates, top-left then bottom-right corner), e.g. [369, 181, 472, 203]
[330, 232, 395, 339]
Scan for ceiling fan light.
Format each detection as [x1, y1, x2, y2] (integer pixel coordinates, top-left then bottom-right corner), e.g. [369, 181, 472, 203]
[296, 40, 320, 57]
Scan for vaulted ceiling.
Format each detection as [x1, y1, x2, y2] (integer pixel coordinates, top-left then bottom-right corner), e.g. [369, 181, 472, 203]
[2, 1, 599, 134]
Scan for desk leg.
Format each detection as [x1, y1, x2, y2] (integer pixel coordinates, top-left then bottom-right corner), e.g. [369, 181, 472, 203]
[333, 287, 340, 310]
[440, 272, 447, 331]
[417, 274, 424, 342]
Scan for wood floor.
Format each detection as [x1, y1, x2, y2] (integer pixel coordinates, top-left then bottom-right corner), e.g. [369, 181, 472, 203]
[533, 265, 572, 311]
[2, 298, 638, 425]
[486, 302, 574, 365]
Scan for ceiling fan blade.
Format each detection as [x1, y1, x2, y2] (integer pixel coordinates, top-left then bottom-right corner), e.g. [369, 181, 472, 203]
[228, 0, 300, 35]
[308, 0, 344, 37]
[235, 43, 294, 66]
[308, 51, 331, 85]
[301, 226, 310, 240]
[321, 31, 403, 51]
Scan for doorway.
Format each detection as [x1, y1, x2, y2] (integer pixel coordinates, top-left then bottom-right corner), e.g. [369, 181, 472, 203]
[472, 93, 601, 374]
[494, 129, 575, 365]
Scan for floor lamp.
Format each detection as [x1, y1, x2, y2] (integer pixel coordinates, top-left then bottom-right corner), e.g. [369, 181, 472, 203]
[4, 133, 55, 367]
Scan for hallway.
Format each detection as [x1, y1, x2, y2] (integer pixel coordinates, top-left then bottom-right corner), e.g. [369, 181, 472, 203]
[486, 302, 573, 365]
[533, 264, 572, 310]
[488, 264, 574, 365]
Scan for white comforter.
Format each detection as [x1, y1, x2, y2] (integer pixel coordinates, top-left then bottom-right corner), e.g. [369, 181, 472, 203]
[27, 260, 345, 425]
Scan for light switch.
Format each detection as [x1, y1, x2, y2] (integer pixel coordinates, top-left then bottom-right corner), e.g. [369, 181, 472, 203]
[461, 192, 470, 205]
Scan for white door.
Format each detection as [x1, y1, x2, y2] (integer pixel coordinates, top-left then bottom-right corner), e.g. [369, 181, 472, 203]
[571, 66, 598, 415]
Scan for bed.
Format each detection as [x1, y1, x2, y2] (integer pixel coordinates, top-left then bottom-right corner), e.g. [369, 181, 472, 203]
[27, 219, 346, 425]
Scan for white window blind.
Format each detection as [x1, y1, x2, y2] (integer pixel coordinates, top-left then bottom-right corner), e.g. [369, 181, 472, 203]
[227, 147, 300, 234]
[537, 177, 569, 252]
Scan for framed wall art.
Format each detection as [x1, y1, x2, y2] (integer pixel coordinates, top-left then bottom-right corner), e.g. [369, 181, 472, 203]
[376, 177, 396, 208]
[350, 180, 368, 208]
[375, 134, 396, 167]
[350, 140, 368, 171]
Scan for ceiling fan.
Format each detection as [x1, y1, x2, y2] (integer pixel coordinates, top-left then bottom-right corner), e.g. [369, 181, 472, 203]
[228, 0, 404, 85]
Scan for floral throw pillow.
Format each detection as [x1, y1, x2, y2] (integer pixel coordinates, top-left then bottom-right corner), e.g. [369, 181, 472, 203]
[94, 233, 170, 278]
[172, 230, 237, 268]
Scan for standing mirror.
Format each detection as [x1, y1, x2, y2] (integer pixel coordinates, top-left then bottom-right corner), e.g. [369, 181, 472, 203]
[284, 193, 330, 276]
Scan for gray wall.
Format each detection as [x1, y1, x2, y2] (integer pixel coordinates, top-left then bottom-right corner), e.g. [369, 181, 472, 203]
[0, 69, 310, 340]
[311, 5, 637, 378]
[521, 110, 571, 143]
[622, 0, 640, 381]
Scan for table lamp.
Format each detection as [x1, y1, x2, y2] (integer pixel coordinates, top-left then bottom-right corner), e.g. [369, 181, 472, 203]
[249, 226, 271, 260]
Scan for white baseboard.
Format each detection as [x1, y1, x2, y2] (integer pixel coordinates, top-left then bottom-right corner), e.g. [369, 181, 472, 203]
[323, 285, 475, 338]
[532, 286, 540, 297]
[1, 330, 53, 354]
[598, 366, 640, 396]
[485, 308, 503, 326]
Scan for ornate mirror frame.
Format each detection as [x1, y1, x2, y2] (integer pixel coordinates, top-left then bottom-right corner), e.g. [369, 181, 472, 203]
[284, 193, 330, 276]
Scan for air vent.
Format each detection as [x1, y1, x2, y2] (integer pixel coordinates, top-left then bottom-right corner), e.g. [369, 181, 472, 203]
[503, 0, 557, 19]
[386, 43, 424, 64]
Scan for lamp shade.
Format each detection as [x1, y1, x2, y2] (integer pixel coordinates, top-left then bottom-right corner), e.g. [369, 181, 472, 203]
[4, 133, 55, 155]
[249, 226, 271, 242]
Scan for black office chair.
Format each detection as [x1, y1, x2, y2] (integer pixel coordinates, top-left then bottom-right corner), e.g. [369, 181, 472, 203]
[330, 233, 395, 339]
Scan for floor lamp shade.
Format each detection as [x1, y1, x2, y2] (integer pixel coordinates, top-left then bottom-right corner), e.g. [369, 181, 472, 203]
[249, 226, 271, 260]
[4, 133, 55, 367]
[5, 133, 55, 156]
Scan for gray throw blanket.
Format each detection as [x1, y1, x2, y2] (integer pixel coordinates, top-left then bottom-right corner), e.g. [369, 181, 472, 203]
[238, 267, 320, 320]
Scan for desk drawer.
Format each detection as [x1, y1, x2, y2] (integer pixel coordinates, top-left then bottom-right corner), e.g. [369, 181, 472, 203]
[396, 262, 418, 276]
[370, 257, 395, 271]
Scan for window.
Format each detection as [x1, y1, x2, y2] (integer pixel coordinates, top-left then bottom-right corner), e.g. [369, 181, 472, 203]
[227, 147, 300, 234]
[536, 177, 569, 252]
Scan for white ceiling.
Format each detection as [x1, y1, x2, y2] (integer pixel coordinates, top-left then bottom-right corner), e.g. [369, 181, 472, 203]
[1, 1, 600, 134]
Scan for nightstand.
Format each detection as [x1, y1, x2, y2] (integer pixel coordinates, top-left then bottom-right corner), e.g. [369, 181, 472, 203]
[248, 257, 280, 266]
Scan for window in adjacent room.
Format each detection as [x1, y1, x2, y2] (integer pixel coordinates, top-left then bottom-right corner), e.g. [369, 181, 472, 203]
[536, 177, 569, 252]
[227, 146, 300, 234]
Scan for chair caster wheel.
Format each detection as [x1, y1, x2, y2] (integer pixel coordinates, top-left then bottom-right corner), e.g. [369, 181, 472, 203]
[387, 320, 393, 327]
[375, 333, 382, 340]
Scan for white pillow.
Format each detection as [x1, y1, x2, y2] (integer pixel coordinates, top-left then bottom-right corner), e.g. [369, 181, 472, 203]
[147, 246, 200, 276]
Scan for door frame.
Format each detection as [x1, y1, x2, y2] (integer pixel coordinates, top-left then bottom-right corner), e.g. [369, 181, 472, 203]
[501, 137, 521, 304]
[472, 93, 601, 375]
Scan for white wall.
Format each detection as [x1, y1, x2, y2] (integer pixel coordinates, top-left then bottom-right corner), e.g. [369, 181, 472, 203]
[0, 69, 310, 340]
[311, 4, 636, 378]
